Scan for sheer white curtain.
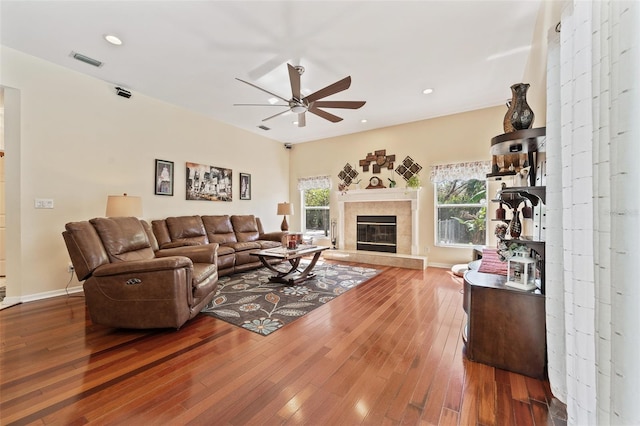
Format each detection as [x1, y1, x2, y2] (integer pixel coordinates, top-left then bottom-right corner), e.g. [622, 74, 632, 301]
[297, 175, 331, 191]
[429, 160, 491, 183]
[546, 1, 640, 424]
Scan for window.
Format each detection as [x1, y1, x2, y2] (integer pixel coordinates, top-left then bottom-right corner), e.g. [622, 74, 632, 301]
[302, 188, 330, 238]
[435, 179, 487, 246]
[297, 175, 332, 239]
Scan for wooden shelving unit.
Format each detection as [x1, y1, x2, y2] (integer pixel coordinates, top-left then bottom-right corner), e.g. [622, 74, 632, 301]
[463, 127, 548, 379]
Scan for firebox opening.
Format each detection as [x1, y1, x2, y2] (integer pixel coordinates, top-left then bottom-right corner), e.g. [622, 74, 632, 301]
[356, 215, 397, 253]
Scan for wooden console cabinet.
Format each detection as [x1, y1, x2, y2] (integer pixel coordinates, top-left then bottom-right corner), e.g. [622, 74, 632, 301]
[463, 269, 546, 379]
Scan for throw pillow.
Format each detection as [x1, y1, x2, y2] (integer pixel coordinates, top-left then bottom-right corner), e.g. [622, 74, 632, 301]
[477, 248, 508, 275]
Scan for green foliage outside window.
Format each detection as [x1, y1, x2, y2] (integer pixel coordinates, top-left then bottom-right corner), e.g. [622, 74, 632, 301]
[436, 179, 487, 246]
[304, 188, 330, 236]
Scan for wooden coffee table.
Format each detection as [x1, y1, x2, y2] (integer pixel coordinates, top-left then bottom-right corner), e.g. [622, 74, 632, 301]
[251, 245, 329, 285]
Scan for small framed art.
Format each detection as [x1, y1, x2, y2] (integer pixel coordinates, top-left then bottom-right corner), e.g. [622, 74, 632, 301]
[155, 159, 174, 196]
[240, 173, 251, 200]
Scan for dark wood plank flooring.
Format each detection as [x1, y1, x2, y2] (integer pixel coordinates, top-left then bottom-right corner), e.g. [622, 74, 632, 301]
[0, 263, 566, 425]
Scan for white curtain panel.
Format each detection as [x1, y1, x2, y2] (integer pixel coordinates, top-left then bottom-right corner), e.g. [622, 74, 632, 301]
[546, 1, 639, 424]
[429, 160, 491, 183]
[296, 175, 331, 191]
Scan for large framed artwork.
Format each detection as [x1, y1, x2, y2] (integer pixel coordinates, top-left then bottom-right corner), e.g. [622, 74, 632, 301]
[240, 173, 251, 200]
[155, 159, 174, 196]
[186, 162, 232, 201]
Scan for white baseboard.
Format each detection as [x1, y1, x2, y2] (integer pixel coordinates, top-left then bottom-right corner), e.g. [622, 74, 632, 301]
[0, 296, 22, 310]
[1, 285, 84, 307]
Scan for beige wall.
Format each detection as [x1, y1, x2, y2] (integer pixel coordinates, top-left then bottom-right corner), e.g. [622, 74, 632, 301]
[0, 0, 557, 298]
[522, 0, 563, 126]
[1, 46, 289, 300]
[288, 107, 505, 267]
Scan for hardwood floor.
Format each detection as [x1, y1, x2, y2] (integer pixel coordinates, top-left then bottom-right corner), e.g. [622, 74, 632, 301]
[0, 264, 566, 425]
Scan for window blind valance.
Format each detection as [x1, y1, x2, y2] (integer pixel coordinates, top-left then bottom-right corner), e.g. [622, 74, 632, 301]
[430, 161, 491, 183]
[297, 175, 332, 191]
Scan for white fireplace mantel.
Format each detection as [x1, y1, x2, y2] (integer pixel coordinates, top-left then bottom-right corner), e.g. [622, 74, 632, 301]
[336, 187, 421, 255]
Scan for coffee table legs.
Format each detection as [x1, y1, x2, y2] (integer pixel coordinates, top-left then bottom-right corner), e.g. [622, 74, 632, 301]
[256, 251, 324, 285]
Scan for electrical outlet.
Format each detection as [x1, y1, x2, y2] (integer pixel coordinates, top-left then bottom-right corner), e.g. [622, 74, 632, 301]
[35, 198, 54, 209]
[68, 263, 75, 273]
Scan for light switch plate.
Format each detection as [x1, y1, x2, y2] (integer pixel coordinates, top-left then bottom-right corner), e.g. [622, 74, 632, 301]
[35, 198, 54, 209]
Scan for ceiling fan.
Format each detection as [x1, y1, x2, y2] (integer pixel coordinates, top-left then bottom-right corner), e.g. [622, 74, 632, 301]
[234, 63, 366, 127]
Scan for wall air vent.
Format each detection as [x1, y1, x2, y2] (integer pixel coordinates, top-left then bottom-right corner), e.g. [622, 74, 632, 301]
[257, 125, 270, 131]
[71, 52, 103, 68]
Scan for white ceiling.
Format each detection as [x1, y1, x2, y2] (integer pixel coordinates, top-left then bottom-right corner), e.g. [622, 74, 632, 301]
[0, 1, 542, 144]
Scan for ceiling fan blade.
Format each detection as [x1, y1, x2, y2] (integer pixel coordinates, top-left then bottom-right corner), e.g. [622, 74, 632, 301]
[288, 63, 301, 100]
[305, 76, 352, 103]
[235, 78, 290, 103]
[312, 100, 366, 109]
[233, 103, 287, 107]
[298, 112, 306, 128]
[262, 108, 291, 122]
[308, 105, 343, 123]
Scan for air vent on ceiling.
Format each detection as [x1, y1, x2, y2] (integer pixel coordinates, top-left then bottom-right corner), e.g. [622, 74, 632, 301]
[257, 125, 270, 131]
[71, 52, 103, 68]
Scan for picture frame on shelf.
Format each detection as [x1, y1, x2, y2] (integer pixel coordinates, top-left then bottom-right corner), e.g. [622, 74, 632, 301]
[240, 173, 251, 200]
[155, 159, 174, 196]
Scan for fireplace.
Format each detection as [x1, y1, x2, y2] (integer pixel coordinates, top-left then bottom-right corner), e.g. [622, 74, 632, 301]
[337, 188, 420, 255]
[357, 215, 397, 253]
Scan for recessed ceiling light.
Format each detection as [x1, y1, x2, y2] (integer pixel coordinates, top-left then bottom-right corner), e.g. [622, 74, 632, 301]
[268, 97, 279, 104]
[361, 119, 368, 123]
[422, 88, 434, 95]
[104, 34, 123, 46]
[292, 121, 298, 125]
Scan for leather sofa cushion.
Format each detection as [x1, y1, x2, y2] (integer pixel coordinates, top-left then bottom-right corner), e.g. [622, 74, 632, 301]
[258, 240, 281, 249]
[202, 215, 238, 244]
[217, 245, 235, 256]
[63, 221, 110, 281]
[224, 241, 261, 252]
[151, 220, 172, 249]
[90, 217, 155, 262]
[166, 216, 208, 245]
[192, 263, 218, 287]
[142, 221, 160, 252]
[231, 215, 260, 242]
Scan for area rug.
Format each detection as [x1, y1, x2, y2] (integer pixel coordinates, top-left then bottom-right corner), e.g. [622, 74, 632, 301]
[201, 261, 380, 336]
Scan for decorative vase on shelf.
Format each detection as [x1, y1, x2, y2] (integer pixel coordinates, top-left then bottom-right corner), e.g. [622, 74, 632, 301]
[503, 83, 535, 133]
[509, 210, 522, 238]
[495, 202, 506, 220]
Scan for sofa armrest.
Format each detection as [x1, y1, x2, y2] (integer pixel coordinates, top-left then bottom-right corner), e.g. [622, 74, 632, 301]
[93, 257, 192, 277]
[155, 243, 218, 265]
[260, 231, 288, 243]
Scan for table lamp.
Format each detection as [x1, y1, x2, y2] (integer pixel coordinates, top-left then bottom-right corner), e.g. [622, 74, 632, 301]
[277, 202, 293, 231]
[105, 193, 143, 217]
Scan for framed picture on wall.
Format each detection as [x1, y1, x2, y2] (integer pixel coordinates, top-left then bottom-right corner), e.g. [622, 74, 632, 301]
[155, 159, 174, 196]
[186, 162, 232, 201]
[240, 173, 251, 200]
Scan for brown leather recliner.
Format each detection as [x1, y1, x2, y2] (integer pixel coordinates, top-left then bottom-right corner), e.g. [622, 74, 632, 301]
[62, 217, 219, 330]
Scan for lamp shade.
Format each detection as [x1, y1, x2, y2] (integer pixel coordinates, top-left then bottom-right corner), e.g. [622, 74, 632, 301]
[105, 193, 143, 217]
[277, 202, 293, 216]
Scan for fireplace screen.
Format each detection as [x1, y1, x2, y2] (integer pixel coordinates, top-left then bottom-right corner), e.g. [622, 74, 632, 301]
[356, 215, 397, 253]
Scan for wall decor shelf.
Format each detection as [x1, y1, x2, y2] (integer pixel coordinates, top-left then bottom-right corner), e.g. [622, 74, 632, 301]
[463, 126, 547, 379]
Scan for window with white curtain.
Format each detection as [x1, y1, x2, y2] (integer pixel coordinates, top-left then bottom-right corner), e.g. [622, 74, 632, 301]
[297, 176, 331, 238]
[431, 161, 490, 247]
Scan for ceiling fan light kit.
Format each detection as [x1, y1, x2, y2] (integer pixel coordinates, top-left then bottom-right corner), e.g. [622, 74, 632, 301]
[235, 63, 365, 128]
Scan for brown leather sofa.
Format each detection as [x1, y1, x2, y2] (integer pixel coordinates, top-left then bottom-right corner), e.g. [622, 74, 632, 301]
[63, 217, 219, 329]
[151, 215, 285, 277]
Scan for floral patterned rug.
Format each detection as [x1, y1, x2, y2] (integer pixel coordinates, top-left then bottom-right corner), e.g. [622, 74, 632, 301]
[200, 261, 380, 336]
